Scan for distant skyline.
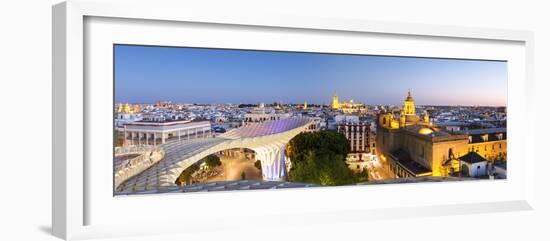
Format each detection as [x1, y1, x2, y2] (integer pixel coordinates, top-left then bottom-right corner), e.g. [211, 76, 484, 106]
[114, 45, 508, 106]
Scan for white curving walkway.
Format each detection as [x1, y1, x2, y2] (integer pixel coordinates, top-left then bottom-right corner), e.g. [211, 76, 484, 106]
[116, 117, 317, 193]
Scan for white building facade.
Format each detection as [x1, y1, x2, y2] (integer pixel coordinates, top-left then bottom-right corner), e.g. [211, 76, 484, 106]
[123, 120, 212, 146]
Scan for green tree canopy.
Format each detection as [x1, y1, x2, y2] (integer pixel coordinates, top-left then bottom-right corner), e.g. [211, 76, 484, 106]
[286, 130, 350, 162]
[287, 131, 356, 186]
[176, 162, 200, 185]
[254, 160, 262, 170]
[204, 155, 221, 168]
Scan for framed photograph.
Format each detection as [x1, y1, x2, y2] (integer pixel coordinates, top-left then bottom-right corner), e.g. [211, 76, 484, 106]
[53, 0, 535, 240]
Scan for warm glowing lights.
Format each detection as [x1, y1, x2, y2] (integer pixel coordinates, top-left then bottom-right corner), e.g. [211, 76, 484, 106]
[133, 104, 140, 113]
[402, 89, 416, 115]
[117, 103, 140, 114]
[332, 93, 340, 109]
[331, 93, 366, 114]
[418, 127, 434, 135]
[117, 103, 123, 113]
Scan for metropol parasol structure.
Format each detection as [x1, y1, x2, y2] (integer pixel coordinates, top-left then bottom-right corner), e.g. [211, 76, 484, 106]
[115, 117, 319, 194]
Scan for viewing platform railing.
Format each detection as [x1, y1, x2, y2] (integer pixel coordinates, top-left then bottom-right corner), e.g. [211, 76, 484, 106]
[114, 145, 165, 190]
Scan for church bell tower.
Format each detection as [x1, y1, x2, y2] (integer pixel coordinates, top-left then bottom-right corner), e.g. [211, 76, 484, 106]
[403, 89, 416, 115]
[332, 93, 340, 109]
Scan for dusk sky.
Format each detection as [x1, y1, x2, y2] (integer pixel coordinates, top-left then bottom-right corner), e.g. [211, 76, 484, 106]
[114, 45, 508, 106]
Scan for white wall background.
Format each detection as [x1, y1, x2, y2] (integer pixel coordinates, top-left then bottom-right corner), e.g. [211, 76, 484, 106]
[0, 0, 548, 240]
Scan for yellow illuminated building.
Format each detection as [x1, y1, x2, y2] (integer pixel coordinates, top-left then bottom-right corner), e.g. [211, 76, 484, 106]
[331, 93, 367, 114]
[465, 131, 507, 162]
[133, 104, 140, 113]
[378, 90, 429, 129]
[124, 103, 131, 113]
[376, 90, 507, 178]
[332, 93, 341, 109]
[403, 90, 415, 115]
[117, 103, 141, 114]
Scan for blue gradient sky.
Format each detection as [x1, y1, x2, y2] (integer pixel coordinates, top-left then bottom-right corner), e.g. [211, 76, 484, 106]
[114, 45, 507, 106]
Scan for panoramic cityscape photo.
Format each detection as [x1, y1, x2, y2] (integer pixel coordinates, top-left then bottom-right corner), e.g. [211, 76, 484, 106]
[113, 44, 507, 195]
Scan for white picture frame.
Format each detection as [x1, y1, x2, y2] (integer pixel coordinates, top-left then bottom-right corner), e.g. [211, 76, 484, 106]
[52, 0, 535, 240]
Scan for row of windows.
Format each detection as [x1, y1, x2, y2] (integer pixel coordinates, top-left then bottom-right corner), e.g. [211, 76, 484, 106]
[479, 152, 506, 161]
[339, 127, 369, 132]
[468, 133, 505, 143]
[338, 129, 369, 134]
[468, 143, 503, 152]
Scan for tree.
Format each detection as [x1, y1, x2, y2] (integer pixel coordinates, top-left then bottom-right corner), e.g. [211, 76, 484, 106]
[176, 163, 200, 185]
[238, 104, 257, 108]
[204, 155, 221, 169]
[287, 131, 356, 186]
[286, 130, 350, 162]
[254, 160, 262, 170]
[355, 167, 369, 182]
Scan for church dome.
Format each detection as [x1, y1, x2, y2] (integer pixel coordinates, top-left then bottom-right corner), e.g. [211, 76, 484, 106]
[418, 127, 434, 135]
[405, 90, 414, 101]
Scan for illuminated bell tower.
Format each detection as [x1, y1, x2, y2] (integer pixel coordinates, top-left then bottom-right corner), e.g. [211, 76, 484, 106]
[332, 93, 340, 109]
[117, 103, 123, 113]
[403, 89, 416, 115]
[123, 103, 131, 113]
